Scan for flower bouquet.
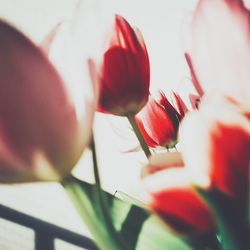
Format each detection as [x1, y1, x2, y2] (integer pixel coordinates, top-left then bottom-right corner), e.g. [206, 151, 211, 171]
[0, 0, 249, 249]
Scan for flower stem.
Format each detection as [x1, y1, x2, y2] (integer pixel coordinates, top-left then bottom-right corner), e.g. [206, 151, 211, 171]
[62, 177, 120, 250]
[89, 133, 127, 250]
[127, 113, 151, 159]
[61, 134, 127, 250]
[89, 135, 100, 187]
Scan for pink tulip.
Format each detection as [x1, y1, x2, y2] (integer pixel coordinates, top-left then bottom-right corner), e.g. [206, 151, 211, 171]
[189, 0, 250, 107]
[0, 20, 95, 182]
[136, 91, 181, 148]
[96, 15, 150, 116]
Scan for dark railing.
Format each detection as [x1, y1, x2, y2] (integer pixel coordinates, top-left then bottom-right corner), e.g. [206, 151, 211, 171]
[0, 204, 98, 250]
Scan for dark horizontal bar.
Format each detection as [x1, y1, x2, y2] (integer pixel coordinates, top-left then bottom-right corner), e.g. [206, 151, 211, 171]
[0, 204, 98, 250]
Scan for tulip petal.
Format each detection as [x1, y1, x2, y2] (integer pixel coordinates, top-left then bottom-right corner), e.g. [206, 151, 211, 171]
[180, 95, 250, 200]
[171, 91, 189, 118]
[136, 93, 180, 148]
[0, 21, 89, 182]
[135, 117, 158, 148]
[97, 15, 150, 116]
[114, 15, 142, 53]
[190, 0, 250, 106]
[142, 167, 214, 234]
[99, 46, 149, 115]
[141, 152, 183, 176]
[184, 53, 203, 97]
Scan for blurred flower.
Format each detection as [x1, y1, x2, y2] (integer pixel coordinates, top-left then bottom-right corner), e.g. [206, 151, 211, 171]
[188, 0, 250, 107]
[180, 95, 250, 202]
[135, 91, 181, 148]
[184, 53, 203, 97]
[0, 19, 95, 182]
[95, 15, 150, 116]
[142, 95, 250, 233]
[142, 152, 215, 234]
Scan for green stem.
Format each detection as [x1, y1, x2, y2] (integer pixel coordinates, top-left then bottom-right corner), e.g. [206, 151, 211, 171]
[127, 113, 151, 159]
[61, 134, 127, 250]
[90, 134, 127, 250]
[89, 136, 100, 187]
[62, 177, 120, 250]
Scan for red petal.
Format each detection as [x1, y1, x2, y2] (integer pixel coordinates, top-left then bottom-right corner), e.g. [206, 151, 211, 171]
[152, 188, 214, 234]
[135, 117, 158, 148]
[171, 91, 189, 118]
[142, 166, 214, 234]
[210, 124, 250, 201]
[98, 15, 150, 116]
[114, 15, 142, 53]
[136, 95, 179, 147]
[180, 96, 250, 202]
[99, 46, 149, 115]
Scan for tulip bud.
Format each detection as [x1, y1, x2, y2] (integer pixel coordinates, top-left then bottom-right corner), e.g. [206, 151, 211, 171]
[96, 15, 150, 116]
[0, 20, 94, 182]
[135, 91, 180, 148]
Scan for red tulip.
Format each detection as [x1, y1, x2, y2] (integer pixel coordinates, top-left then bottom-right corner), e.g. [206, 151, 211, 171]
[189, 0, 250, 107]
[0, 20, 95, 182]
[180, 95, 250, 202]
[142, 152, 215, 234]
[96, 15, 150, 116]
[135, 91, 180, 148]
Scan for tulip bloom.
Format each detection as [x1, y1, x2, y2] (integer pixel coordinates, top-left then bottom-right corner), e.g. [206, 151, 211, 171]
[189, 0, 250, 107]
[142, 95, 250, 231]
[0, 20, 95, 182]
[135, 92, 181, 148]
[142, 152, 215, 234]
[180, 95, 250, 202]
[97, 15, 150, 116]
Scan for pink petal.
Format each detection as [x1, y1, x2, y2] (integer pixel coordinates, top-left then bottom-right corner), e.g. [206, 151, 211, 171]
[0, 21, 91, 182]
[190, 0, 250, 106]
[184, 53, 203, 96]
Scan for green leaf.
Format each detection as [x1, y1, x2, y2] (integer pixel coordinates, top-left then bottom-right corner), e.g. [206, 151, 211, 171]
[63, 177, 192, 250]
[136, 215, 192, 250]
[196, 187, 249, 250]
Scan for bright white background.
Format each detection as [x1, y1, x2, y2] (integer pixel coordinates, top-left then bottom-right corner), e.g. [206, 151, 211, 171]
[0, 0, 206, 242]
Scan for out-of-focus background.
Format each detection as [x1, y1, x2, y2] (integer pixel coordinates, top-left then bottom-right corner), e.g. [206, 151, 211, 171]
[0, 0, 200, 248]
